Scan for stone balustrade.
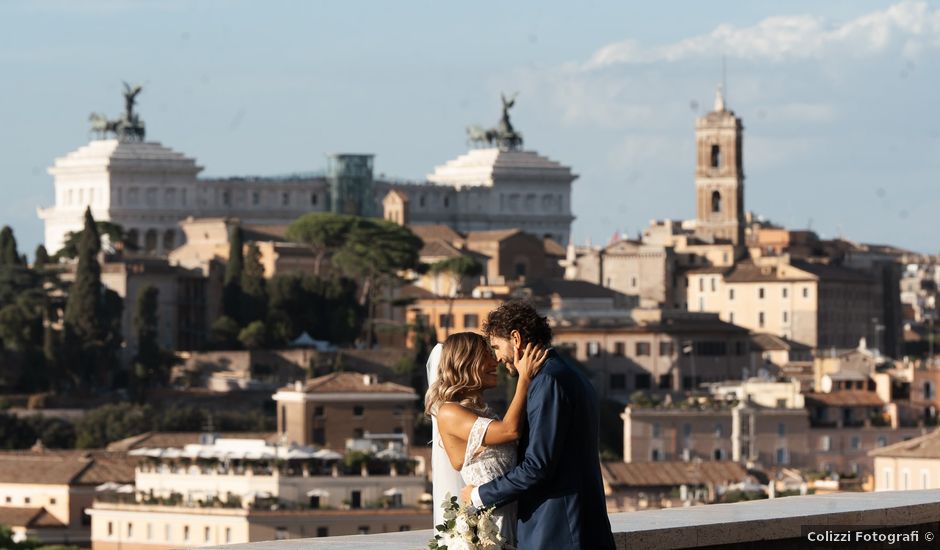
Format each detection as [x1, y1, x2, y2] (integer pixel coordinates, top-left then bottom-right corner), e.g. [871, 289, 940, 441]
[204, 489, 940, 550]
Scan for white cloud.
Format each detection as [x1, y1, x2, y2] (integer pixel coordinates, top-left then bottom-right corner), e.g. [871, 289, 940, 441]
[585, 1, 940, 69]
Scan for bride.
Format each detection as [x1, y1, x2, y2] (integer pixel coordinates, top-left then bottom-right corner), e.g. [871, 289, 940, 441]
[425, 332, 547, 546]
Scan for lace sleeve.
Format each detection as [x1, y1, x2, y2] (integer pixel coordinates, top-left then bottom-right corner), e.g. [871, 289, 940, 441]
[464, 416, 494, 467]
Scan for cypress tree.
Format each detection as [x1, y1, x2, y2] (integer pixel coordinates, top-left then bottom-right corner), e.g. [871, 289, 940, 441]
[132, 285, 162, 398]
[223, 225, 244, 321]
[0, 227, 20, 266]
[34, 245, 50, 269]
[43, 323, 60, 390]
[240, 243, 267, 325]
[63, 208, 104, 385]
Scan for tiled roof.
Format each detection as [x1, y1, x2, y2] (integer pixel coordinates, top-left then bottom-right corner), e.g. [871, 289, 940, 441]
[523, 279, 625, 299]
[398, 284, 439, 300]
[601, 461, 747, 488]
[724, 262, 794, 283]
[0, 507, 65, 529]
[293, 372, 416, 395]
[803, 391, 884, 407]
[106, 432, 277, 451]
[0, 453, 92, 485]
[869, 428, 940, 458]
[0, 450, 139, 485]
[73, 452, 139, 484]
[543, 238, 565, 257]
[465, 229, 523, 242]
[750, 333, 812, 352]
[408, 224, 464, 244]
[790, 260, 875, 283]
[419, 240, 464, 259]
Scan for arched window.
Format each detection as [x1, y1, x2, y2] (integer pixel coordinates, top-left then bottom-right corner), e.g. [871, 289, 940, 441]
[163, 229, 176, 251]
[710, 144, 721, 168]
[711, 190, 722, 213]
[126, 229, 139, 248]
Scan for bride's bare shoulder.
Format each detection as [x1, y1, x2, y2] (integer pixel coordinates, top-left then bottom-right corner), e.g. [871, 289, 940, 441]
[437, 402, 477, 422]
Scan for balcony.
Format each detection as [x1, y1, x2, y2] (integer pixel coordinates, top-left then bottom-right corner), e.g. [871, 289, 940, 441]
[205, 489, 940, 549]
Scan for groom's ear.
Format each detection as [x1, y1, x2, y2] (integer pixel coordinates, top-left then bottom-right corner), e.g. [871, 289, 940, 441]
[510, 330, 523, 350]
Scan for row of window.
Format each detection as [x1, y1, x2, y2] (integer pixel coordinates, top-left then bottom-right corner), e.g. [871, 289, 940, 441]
[107, 521, 231, 544]
[610, 373, 722, 391]
[572, 339, 745, 358]
[650, 447, 791, 464]
[106, 521, 408, 542]
[3, 495, 54, 505]
[698, 279, 812, 300]
[882, 468, 933, 491]
[428, 313, 479, 329]
[222, 189, 315, 208]
[650, 422, 789, 439]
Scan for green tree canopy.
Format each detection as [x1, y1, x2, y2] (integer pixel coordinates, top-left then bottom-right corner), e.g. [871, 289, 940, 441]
[238, 320, 268, 349]
[223, 225, 244, 321]
[33, 244, 50, 268]
[63, 208, 122, 388]
[132, 285, 170, 399]
[285, 212, 359, 276]
[0, 226, 21, 266]
[240, 243, 267, 325]
[55, 220, 134, 259]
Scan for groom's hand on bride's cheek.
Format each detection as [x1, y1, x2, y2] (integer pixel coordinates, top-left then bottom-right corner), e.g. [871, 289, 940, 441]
[461, 484, 475, 503]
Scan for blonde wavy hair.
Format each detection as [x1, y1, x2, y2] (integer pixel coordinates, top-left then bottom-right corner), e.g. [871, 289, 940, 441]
[425, 332, 494, 417]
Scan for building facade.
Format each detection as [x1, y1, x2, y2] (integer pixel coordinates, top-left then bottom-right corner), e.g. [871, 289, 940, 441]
[39, 96, 578, 257]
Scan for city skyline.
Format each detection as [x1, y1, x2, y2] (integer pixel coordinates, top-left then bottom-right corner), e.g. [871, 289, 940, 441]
[2, 1, 938, 255]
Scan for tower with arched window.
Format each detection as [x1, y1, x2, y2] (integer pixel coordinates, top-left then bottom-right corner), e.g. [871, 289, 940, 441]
[694, 86, 744, 246]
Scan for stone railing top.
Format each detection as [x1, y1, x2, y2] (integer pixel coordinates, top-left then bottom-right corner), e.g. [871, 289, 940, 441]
[206, 489, 940, 550]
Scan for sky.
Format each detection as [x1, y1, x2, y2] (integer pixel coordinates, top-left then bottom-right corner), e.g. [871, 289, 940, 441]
[1, 0, 938, 256]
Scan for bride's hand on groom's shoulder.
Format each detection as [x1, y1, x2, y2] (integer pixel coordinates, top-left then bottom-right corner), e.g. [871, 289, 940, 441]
[514, 343, 549, 381]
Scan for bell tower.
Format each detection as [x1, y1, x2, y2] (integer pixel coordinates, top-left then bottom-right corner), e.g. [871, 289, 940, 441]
[694, 86, 744, 246]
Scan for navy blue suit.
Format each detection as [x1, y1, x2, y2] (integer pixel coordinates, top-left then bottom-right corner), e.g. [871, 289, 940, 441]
[478, 350, 615, 550]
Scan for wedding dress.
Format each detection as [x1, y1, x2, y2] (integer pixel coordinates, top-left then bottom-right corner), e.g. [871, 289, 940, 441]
[427, 344, 517, 545]
[459, 409, 517, 545]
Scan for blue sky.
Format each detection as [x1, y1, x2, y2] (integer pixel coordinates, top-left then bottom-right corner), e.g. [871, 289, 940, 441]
[1, 0, 937, 255]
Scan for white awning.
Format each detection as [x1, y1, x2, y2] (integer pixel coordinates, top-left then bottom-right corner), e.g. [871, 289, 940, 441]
[383, 488, 402, 496]
[306, 489, 330, 497]
[95, 482, 121, 492]
[312, 449, 343, 461]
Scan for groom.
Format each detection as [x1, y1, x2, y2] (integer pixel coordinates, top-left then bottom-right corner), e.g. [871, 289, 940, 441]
[462, 301, 615, 550]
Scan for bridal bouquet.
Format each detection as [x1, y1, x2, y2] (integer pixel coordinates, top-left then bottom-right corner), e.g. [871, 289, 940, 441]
[428, 494, 508, 550]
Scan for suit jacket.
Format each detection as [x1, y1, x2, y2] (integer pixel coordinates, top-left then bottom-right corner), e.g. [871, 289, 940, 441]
[478, 350, 615, 550]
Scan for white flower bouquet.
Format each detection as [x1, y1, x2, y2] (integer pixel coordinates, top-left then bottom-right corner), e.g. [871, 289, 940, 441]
[428, 494, 509, 550]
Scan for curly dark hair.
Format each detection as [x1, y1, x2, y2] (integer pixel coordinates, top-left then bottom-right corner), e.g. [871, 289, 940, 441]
[483, 300, 552, 347]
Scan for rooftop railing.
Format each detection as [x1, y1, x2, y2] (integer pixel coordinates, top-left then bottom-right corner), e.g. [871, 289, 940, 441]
[204, 489, 940, 550]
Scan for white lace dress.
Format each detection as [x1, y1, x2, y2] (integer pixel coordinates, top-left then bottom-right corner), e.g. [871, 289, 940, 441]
[460, 409, 518, 546]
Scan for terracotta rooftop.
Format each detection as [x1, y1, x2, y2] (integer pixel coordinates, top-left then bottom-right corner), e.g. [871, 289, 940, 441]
[0, 507, 66, 529]
[408, 224, 464, 245]
[543, 238, 565, 257]
[601, 460, 747, 488]
[465, 229, 524, 242]
[291, 372, 417, 395]
[0, 450, 139, 485]
[869, 428, 940, 458]
[750, 333, 812, 352]
[524, 278, 626, 300]
[418, 239, 464, 260]
[803, 391, 884, 407]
